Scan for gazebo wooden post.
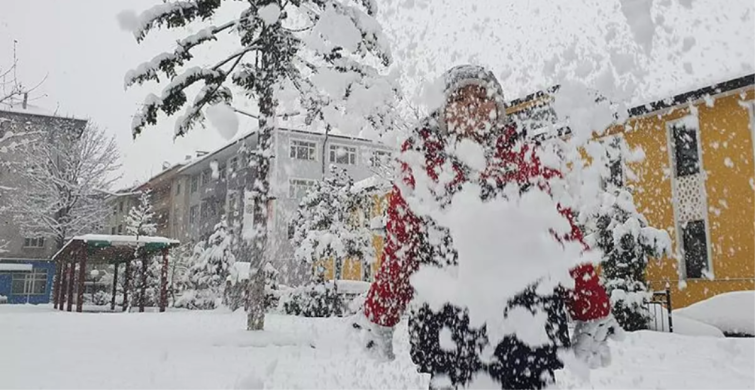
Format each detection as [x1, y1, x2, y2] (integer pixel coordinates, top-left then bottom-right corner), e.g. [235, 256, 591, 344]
[123, 260, 131, 312]
[139, 253, 148, 313]
[76, 244, 87, 313]
[110, 263, 119, 311]
[159, 247, 169, 312]
[58, 260, 68, 311]
[66, 255, 75, 312]
[53, 259, 63, 309]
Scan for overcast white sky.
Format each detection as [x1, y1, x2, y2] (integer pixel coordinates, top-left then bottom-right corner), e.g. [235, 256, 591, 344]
[1, 0, 753, 188]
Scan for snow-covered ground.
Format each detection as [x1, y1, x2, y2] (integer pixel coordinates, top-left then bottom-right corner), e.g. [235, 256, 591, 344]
[0, 305, 753, 389]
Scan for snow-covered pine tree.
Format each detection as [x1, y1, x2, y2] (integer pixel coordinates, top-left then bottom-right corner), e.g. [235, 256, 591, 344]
[123, 189, 160, 309]
[291, 166, 374, 281]
[123, 0, 398, 330]
[124, 190, 157, 237]
[583, 138, 671, 331]
[179, 220, 236, 310]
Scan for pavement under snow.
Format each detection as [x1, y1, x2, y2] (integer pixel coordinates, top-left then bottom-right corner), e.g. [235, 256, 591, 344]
[0, 305, 752, 389]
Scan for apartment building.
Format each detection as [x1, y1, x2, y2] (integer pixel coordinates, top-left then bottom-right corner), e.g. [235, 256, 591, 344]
[110, 128, 394, 285]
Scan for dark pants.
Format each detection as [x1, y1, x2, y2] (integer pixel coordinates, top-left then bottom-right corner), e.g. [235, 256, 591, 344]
[409, 287, 570, 390]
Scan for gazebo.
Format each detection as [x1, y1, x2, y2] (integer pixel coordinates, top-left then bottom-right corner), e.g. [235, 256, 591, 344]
[51, 234, 180, 313]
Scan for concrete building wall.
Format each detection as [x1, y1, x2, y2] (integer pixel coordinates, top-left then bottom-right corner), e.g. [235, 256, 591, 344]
[0, 109, 87, 259]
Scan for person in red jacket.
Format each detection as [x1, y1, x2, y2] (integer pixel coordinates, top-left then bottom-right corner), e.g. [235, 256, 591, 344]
[353, 65, 623, 389]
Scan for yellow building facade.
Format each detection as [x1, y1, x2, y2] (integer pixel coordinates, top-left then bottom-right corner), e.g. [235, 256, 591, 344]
[507, 74, 755, 308]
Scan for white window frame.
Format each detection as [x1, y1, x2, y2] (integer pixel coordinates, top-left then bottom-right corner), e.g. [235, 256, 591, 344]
[370, 150, 392, 167]
[288, 178, 317, 199]
[665, 114, 714, 279]
[23, 237, 45, 248]
[289, 139, 318, 161]
[329, 144, 357, 165]
[11, 269, 48, 296]
[746, 100, 755, 158]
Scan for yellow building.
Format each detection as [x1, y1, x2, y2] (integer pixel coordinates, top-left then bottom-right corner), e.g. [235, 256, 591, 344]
[507, 74, 755, 308]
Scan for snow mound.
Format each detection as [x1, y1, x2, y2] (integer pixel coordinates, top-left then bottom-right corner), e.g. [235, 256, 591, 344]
[335, 280, 370, 295]
[674, 291, 755, 336]
[647, 304, 724, 338]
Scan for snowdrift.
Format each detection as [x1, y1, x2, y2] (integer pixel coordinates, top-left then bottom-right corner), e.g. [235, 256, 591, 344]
[674, 291, 755, 336]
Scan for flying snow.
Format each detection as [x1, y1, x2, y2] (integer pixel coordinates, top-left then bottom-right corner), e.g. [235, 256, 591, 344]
[206, 103, 239, 141]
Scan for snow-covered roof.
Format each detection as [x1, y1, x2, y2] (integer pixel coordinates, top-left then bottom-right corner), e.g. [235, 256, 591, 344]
[352, 176, 390, 193]
[0, 263, 33, 272]
[74, 234, 179, 245]
[0, 101, 87, 122]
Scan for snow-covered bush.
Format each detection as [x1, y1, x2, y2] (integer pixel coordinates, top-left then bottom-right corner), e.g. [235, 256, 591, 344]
[290, 166, 375, 281]
[279, 281, 343, 318]
[586, 187, 671, 331]
[91, 291, 112, 306]
[178, 220, 235, 310]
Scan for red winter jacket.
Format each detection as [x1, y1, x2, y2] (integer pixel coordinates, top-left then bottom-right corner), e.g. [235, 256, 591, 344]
[363, 125, 610, 328]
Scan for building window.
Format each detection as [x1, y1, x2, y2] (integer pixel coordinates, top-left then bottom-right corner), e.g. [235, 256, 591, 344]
[117, 225, 123, 234]
[329, 145, 356, 165]
[201, 170, 211, 186]
[370, 150, 391, 167]
[12, 269, 48, 295]
[670, 120, 701, 177]
[682, 220, 709, 279]
[113, 205, 117, 215]
[190, 175, 198, 193]
[290, 140, 317, 161]
[230, 157, 238, 172]
[189, 205, 198, 225]
[175, 182, 181, 195]
[119, 201, 124, 212]
[229, 196, 238, 217]
[111, 227, 116, 235]
[219, 164, 227, 180]
[23, 237, 45, 248]
[289, 179, 317, 199]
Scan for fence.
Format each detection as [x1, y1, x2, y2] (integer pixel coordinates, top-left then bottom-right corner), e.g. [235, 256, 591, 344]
[645, 287, 674, 333]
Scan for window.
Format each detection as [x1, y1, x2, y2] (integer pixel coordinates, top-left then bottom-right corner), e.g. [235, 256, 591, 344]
[289, 179, 316, 199]
[189, 205, 198, 224]
[175, 182, 181, 195]
[230, 157, 238, 172]
[370, 150, 391, 167]
[290, 140, 317, 161]
[12, 269, 48, 295]
[111, 227, 116, 235]
[201, 170, 211, 186]
[112, 205, 117, 215]
[600, 138, 624, 190]
[329, 145, 356, 165]
[219, 164, 227, 180]
[190, 175, 198, 193]
[670, 121, 701, 177]
[229, 196, 238, 217]
[682, 220, 709, 279]
[117, 225, 123, 234]
[119, 201, 124, 212]
[23, 237, 45, 248]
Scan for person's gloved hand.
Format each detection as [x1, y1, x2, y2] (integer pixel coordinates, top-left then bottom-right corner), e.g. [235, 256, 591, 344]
[351, 311, 395, 361]
[571, 314, 625, 369]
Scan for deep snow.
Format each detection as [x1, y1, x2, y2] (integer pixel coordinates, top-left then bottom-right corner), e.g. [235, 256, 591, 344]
[0, 305, 753, 389]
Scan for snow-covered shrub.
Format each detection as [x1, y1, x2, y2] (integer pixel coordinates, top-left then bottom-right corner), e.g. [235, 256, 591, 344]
[290, 166, 376, 281]
[279, 282, 343, 318]
[91, 291, 112, 306]
[586, 188, 671, 331]
[178, 220, 235, 310]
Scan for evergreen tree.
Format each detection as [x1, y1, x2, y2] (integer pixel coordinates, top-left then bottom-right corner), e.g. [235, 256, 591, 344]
[291, 166, 374, 281]
[124, 190, 159, 309]
[583, 138, 671, 331]
[178, 220, 236, 310]
[123, 0, 398, 330]
[124, 190, 157, 237]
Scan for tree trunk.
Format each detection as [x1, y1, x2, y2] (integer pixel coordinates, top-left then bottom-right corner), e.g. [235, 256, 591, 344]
[245, 39, 282, 331]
